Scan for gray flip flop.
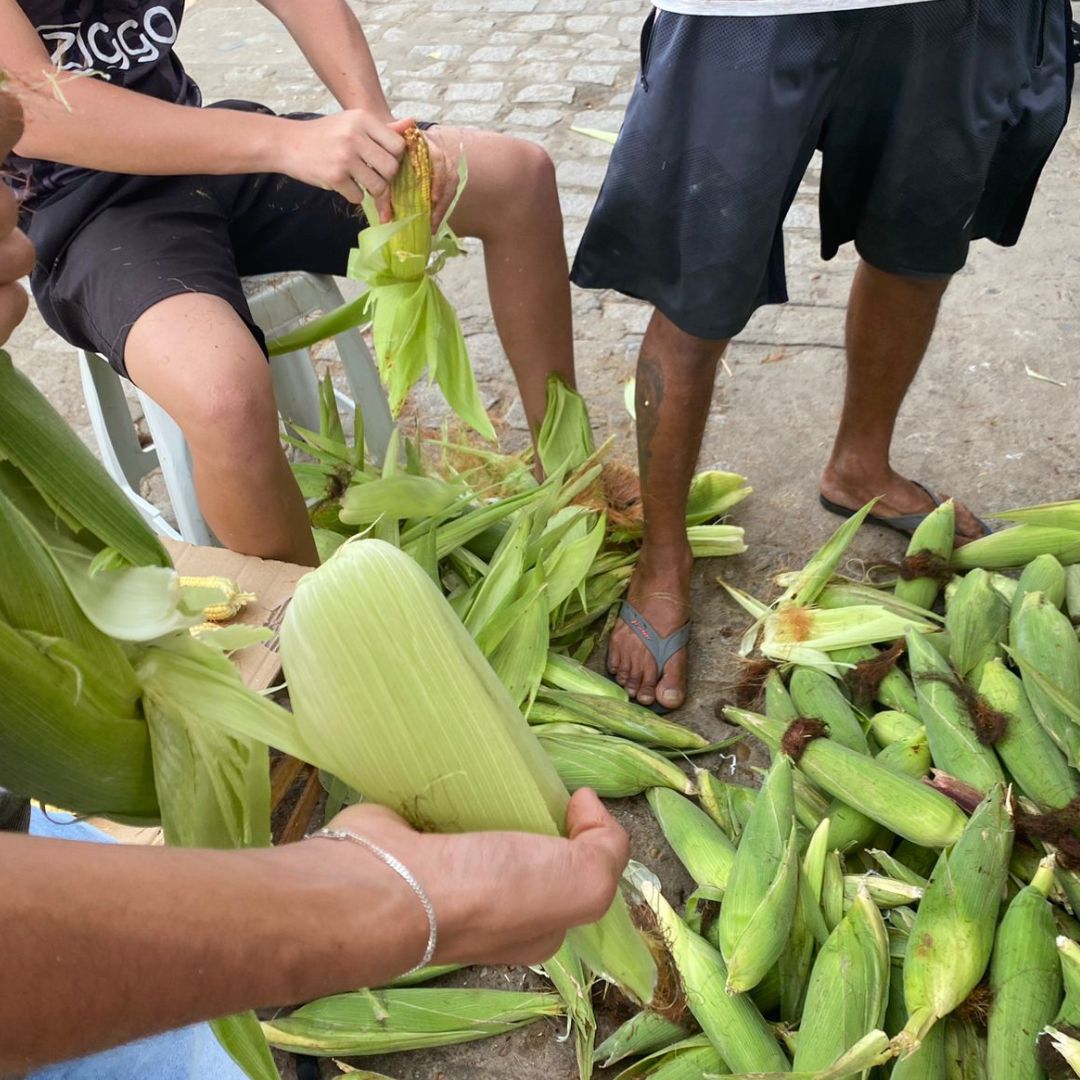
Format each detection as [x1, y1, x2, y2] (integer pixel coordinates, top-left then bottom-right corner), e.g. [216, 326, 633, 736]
[819, 482, 992, 539]
[615, 600, 691, 715]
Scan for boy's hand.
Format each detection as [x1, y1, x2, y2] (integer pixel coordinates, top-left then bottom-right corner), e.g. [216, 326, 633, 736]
[421, 126, 463, 232]
[0, 91, 33, 346]
[278, 110, 407, 222]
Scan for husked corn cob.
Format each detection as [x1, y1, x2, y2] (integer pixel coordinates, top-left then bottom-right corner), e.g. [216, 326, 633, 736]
[793, 888, 890, 1074]
[987, 857, 1060, 1080]
[724, 707, 966, 848]
[978, 659, 1078, 811]
[789, 666, 870, 754]
[1012, 554, 1068, 619]
[632, 868, 791, 1071]
[907, 630, 1005, 793]
[896, 786, 1014, 1055]
[646, 787, 735, 895]
[896, 499, 956, 610]
[716, 756, 800, 993]
[179, 575, 255, 622]
[944, 568, 1009, 683]
[387, 125, 433, 280]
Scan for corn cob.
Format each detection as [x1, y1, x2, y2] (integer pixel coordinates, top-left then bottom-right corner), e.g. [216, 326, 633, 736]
[631, 867, 791, 1072]
[823, 849, 845, 933]
[978, 659, 1078, 811]
[844, 875, 924, 910]
[895, 499, 956, 610]
[790, 666, 870, 754]
[868, 709, 922, 746]
[533, 690, 709, 751]
[1067, 565, 1080, 625]
[724, 707, 966, 847]
[717, 756, 800, 993]
[1011, 591, 1080, 767]
[543, 652, 627, 700]
[646, 787, 735, 895]
[944, 1015, 987, 1080]
[995, 499, 1080, 529]
[892, 1016, 947, 1080]
[764, 667, 800, 721]
[951, 526, 1080, 571]
[826, 727, 932, 852]
[831, 644, 921, 716]
[535, 724, 695, 798]
[987, 857, 1061, 1080]
[694, 769, 757, 843]
[178, 575, 256, 622]
[907, 630, 1006, 793]
[944, 568, 1009, 683]
[386, 125, 433, 281]
[867, 849, 929, 888]
[593, 1011, 689, 1070]
[793, 888, 890, 1074]
[790, 766, 831, 832]
[1012, 553, 1068, 619]
[611, 1034, 724, 1080]
[896, 786, 1014, 1055]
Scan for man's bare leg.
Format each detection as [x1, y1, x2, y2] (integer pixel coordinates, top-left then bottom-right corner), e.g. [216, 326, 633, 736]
[820, 260, 985, 542]
[125, 294, 319, 566]
[436, 127, 575, 436]
[608, 311, 729, 709]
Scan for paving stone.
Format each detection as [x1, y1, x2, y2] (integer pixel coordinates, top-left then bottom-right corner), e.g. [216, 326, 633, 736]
[568, 63, 620, 85]
[514, 82, 576, 103]
[444, 81, 506, 101]
[503, 107, 564, 127]
[555, 159, 609, 187]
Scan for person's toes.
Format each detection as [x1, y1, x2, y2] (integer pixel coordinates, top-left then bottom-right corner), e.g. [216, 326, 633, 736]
[607, 637, 622, 677]
[636, 674, 659, 707]
[951, 500, 988, 544]
[655, 650, 688, 710]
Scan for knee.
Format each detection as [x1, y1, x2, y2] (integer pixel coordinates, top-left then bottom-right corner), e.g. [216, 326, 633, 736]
[183, 374, 280, 455]
[488, 138, 559, 227]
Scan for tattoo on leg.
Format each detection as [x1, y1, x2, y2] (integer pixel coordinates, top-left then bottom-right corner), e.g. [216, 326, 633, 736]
[636, 354, 664, 488]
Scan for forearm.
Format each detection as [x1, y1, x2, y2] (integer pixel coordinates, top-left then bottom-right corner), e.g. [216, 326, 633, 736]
[0, 834, 424, 1074]
[267, 0, 391, 120]
[12, 76, 291, 177]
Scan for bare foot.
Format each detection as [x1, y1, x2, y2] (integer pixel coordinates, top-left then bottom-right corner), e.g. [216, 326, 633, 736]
[820, 465, 987, 547]
[607, 545, 692, 710]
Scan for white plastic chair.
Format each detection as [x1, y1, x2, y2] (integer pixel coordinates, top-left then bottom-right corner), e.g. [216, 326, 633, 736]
[77, 272, 394, 545]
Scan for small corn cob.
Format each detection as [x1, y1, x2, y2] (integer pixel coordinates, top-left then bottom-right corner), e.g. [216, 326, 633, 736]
[868, 709, 923, 746]
[844, 875, 924, 910]
[387, 125, 434, 281]
[896, 498, 956, 610]
[907, 630, 1006, 793]
[825, 727, 932, 853]
[978, 659, 1078, 811]
[593, 1011, 689, 1070]
[987, 856, 1061, 1080]
[793, 888, 890, 1073]
[724, 707, 966, 848]
[717, 756, 800, 993]
[535, 724, 694, 798]
[611, 1034, 724, 1080]
[543, 652, 628, 700]
[1011, 591, 1080, 767]
[179, 575, 255, 622]
[1012, 553, 1068, 619]
[646, 787, 735, 895]
[789, 666, 870, 754]
[944, 1015, 987, 1080]
[951, 525, 1080, 571]
[631, 867, 791, 1072]
[896, 785, 1014, 1055]
[892, 1016, 947, 1080]
[694, 769, 756, 842]
[944, 568, 1009, 683]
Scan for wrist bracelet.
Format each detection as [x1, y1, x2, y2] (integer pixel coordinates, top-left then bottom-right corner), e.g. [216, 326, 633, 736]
[312, 827, 438, 975]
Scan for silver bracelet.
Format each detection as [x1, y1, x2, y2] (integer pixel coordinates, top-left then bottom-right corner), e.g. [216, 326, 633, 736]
[312, 827, 438, 975]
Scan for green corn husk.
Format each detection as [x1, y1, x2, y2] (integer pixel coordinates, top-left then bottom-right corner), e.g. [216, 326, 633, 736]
[725, 707, 965, 848]
[830, 644, 922, 717]
[261, 989, 563, 1056]
[978, 659, 1078, 812]
[895, 786, 1014, 1056]
[986, 857, 1060, 1080]
[793, 889, 890, 1074]
[907, 631, 1005, 794]
[593, 1011, 690, 1070]
[536, 724, 694, 798]
[791, 766, 831, 832]
[823, 850, 846, 933]
[1066, 565, 1080, 625]
[339, 474, 465, 526]
[943, 1015, 987, 1080]
[631, 866, 791, 1072]
[1040, 1027, 1080, 1075]
[826, 727, 932, 853]
[695, 770, 757, 843]
[543, 652, 627, 700]
[867, 850, 929, 889]
[944, 568, 1009, 683]
[789, 667, 870, 754]
[612, 1035, 725, 1080]
[533, 690, 709, 751]
[892, 1016, 947, 1080]
[993, 500, 1080, 530]
[843, 876, 924, 910]
[895, 499, 956, 611]
[1011, 591, 1080, 767]
[951, 526, 1080, 571]
[868, 710, 922, 746]
[813, 580, 943, 624]
[646, 787, 736, 895]
[716, 756, 800, 993]
[542, 943, 596, 1080]
[537, 375, 595, 475]
[1055, 936, 1080, 1028]
[687, 524, 747, 558]
[1012, 554, 1068, 618]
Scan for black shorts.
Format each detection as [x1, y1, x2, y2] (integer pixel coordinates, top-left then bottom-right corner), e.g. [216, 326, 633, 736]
[24, 101, 366, 379]
[570, 0, 1074, 341]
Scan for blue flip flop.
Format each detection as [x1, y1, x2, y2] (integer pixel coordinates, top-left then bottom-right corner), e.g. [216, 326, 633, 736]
[819, 482, 991, 539]
[614, 600, 691, 715]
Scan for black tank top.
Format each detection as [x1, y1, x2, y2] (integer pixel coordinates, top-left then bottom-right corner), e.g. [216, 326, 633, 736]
[6, 1, 201, 206]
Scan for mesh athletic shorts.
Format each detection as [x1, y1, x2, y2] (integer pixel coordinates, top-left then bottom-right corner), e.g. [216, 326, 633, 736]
[23, 101, 367, 379]
[570, 0, 1074, 341]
